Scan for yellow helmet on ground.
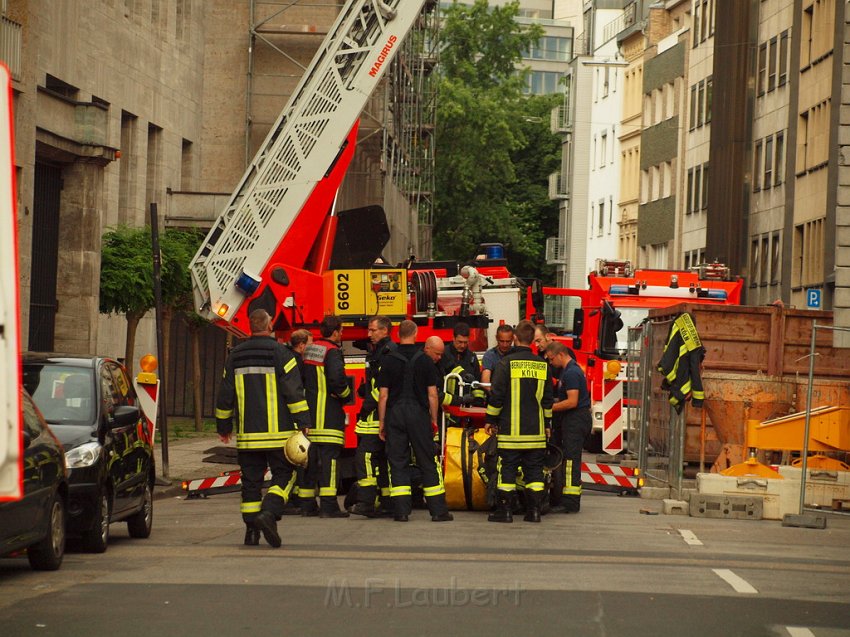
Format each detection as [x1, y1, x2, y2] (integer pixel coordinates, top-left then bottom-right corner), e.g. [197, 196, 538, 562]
[284, 431, 310, 468]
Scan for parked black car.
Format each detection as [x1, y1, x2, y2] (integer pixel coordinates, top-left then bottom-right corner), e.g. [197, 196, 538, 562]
[22, 354, 155, 553]
[0, 390, 68, 570]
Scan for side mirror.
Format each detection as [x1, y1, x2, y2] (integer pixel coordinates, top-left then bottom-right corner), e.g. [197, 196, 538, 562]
[112, 405, 141, 428]
[572, 308, 584, 336]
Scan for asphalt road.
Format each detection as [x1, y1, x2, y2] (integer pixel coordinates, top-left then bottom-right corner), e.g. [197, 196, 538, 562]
[2, 490, 849, 637]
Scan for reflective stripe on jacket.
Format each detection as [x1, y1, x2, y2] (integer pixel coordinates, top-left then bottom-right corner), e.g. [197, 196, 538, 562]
[215, 336, 311, 450]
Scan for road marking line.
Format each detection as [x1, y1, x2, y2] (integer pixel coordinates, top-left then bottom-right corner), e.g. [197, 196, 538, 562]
[679, 529, 703, 546]
[712, 569, 758, 594]
[785, 628, 815, 637]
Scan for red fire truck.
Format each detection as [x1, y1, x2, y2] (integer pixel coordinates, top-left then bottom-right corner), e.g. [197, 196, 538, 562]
[187, 0, 523, 470]
[0, 63, 22, 502]
[526, 258, 743, 456]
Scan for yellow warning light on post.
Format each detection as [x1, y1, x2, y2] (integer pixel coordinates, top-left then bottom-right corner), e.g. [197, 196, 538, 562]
[136, 353, 159, 384]
[216, 304, 229, 317]
[604, 360, 622, 380]
[140, 354, 158, 373]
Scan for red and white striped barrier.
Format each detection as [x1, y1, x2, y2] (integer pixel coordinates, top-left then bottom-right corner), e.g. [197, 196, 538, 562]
[581, 462, 640, 491]
[183, 470, 271, 497]
[601, 380, 623, 455]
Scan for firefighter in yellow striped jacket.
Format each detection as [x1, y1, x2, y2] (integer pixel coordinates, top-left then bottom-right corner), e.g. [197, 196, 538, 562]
[301, 315, 352, 518]
[216, 309, 311, 548]
[485, 320, 554, 524]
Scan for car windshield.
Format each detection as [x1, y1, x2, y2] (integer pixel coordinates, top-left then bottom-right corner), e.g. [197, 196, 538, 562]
[23, 365, 95, 425]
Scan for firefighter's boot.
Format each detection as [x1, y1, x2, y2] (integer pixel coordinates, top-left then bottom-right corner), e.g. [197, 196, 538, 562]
[244, 524, 260, 546]
[523, 491, 541, 523]
[487, 491, 514, 523]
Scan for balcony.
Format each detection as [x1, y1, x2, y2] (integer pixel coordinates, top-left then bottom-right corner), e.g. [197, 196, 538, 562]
[550, 105, 571, 134]
[0, 16, 22, 81]
[548, 172, 570, 200]
[545, 236, 567, 265]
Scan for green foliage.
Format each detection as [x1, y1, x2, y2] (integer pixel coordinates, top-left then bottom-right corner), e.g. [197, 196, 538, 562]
[100, 225, 208, 320]
[434, 0, 560, 283]
[99, 226, 154, 317]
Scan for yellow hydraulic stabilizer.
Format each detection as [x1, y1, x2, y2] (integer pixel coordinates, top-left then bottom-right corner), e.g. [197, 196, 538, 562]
[790, 454, 850, 471]
[720, 456, 783, 479]
[746, 406, 850, 453]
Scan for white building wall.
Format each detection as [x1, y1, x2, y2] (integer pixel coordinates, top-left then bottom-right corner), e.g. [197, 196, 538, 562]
[585, 8, 625, 274]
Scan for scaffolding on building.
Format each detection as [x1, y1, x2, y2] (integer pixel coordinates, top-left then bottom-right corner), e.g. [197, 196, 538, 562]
[383, 0, 438, 259]
[245, 0, 438, 260]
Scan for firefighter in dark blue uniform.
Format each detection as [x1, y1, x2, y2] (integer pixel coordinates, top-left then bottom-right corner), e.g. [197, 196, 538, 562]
[545, 341, 592, 513]
[301, 315, 351, 517]
[438, 322, 485, 411]
[485, 319, 554, 523]
[378, 320, 453, 522]
[349, 315, 395, 517]
[216, 309, 311, 548]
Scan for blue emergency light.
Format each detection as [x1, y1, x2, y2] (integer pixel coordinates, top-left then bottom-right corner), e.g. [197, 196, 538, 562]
[235, 270, 262, 295]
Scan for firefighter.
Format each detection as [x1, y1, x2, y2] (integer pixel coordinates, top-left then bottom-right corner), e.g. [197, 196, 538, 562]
[485, 319, 553, 523]
[283, 329, 313, 516]
[438, 322, 484, 410]
[378, 320, 453, 522]
[545, 341, 592, 514]
[425, 336, 475, 445]
[480, 323, 515, 389]
[301, 315, 351, 518]
[215, 309, 311, 548]
[349, 315, 396, 517]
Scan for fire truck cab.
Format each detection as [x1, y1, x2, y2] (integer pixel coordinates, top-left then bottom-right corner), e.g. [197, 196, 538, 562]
[528, 259, 743, 455]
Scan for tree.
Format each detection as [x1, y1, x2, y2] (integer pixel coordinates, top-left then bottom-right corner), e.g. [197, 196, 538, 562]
[434, 0, 561, 282]
[99, 226, 154, 372]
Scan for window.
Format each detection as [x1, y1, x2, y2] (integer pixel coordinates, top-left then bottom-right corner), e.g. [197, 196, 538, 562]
[689, 84, 697, 130]
[705, 77, 713, 123]
[770, 231, 781, 284]
[774, 131, 784, 186]
[662, 162, 672, 199]
[640, 170, 649, 204]
[45, 74, 79, 100]
[524, 71, 563, 95]
[797, 111, 809, 175]
[693, 0, 701, 48]
[754, 139, 763, 191]
[701, 164, 709, 210]
[763, 136, 773, 189]
[802, 4, 813, 68]
[697, 82, 705, 126]
[600, 133, 607, 167]
[792, 217, 824, 287]
[598, 200, 605, 236]
[760, 235, 770, 285]
[603, 66, 610, 98]
[651, 165, 660, 201]
[768, 36, 777, 92]
[750, 238, 760, 287]
[686, 168, 695, 214]
[779, 30, 789, 86]
[757, 43, 767, 96]
[665, 82, 675, 119]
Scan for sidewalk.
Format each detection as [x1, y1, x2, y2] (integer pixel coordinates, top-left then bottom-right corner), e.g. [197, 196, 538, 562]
[152, 434, 238, 499]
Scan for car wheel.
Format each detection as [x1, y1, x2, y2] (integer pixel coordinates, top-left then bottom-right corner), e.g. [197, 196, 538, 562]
[127, 481, 153, 539]
[28, 495, 66, 571]
[82, 491, 110, 553]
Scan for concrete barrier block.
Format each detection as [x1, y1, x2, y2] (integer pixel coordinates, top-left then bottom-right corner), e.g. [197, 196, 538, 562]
[640, 486, 670, 500]
[663, 498, 689, 515]
[689, 493, 763, 520]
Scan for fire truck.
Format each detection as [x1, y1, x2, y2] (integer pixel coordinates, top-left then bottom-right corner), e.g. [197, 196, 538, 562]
[526, 258, 743, 456]
[0, 63, 22, 501]
[187, 0, 523, 460]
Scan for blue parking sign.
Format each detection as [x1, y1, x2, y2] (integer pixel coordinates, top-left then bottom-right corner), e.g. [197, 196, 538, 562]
[806, 289, 821, 309]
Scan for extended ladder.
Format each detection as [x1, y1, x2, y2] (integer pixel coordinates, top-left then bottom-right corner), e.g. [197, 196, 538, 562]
[189, 0, 428, 325]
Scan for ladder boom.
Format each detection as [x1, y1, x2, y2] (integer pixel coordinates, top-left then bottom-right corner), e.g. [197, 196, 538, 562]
[189, 0, 428, 326]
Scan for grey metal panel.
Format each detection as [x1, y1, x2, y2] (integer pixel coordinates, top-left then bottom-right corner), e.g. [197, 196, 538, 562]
[637, 196, 675, 246]
[640, 117, 679, 169]
[644, 42, 684, 92]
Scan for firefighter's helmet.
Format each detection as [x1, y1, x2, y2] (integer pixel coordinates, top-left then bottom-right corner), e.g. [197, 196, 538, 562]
[284, 431, 310, 468]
